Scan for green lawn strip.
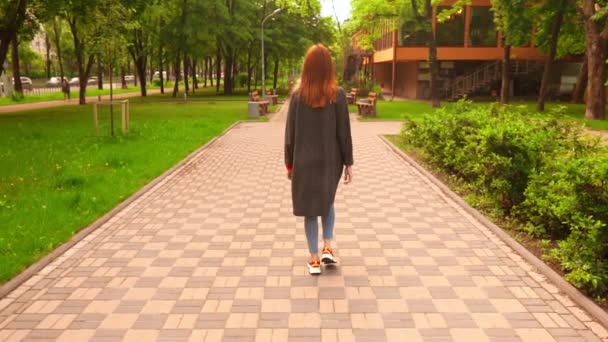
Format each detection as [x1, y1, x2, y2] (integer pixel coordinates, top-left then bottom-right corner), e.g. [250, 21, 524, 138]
[0, 86, 148, 106]
[367, 99, 608, 131]
[0, 99, 256, 282]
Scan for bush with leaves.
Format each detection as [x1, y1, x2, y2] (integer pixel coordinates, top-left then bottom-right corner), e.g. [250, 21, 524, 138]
[401, 100, 608, 298]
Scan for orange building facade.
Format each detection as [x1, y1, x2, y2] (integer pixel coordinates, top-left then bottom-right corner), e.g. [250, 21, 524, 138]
[366, 0, 578, 100]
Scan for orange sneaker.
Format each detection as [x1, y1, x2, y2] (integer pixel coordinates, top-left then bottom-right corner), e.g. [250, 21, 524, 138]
[307, 260, 321, 275]
[321, 247, 337, 265]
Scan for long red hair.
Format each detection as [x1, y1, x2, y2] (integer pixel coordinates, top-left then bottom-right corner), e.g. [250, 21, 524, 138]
[296, 44, 337, 108]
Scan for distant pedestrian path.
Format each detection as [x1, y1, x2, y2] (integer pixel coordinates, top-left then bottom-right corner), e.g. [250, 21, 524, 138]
[0, 89, 160, 114]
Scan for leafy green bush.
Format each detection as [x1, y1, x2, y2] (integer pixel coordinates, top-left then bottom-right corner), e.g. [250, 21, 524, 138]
[401, 99, 608, 298]
[237, 73, 248, 88]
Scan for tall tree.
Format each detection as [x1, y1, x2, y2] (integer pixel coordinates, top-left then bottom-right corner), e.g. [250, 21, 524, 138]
[62, 0, 101, 104]
[577, 0, 608, 120]
[535, 0, 580, 111]
[0, 0, 28, 77]
[11, 38, 23, 93]
[411, 0, 439, 107]
[491, 0, 532, 105]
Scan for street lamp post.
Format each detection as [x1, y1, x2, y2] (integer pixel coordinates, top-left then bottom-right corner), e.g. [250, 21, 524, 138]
[261, 8, 282, 100]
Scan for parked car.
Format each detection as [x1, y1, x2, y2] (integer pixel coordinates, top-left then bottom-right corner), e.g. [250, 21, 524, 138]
[47, 76, 67, 88]
[124, 75, 135, 82]
[69, 77, 80, 86]
[11, 77, 33, 91]
[87, 76, 98, 85]
[153, 71, 167, 79]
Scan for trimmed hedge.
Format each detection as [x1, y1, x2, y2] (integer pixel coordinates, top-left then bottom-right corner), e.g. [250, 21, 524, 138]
[401, 100, 608, 298]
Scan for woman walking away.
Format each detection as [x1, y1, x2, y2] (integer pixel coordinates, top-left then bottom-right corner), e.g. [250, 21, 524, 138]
[284, 44, 354, 275]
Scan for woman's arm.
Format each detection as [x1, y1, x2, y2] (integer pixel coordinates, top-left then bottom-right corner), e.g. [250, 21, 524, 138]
[284, 96, 297, 177]
[336, 89, 354, 167]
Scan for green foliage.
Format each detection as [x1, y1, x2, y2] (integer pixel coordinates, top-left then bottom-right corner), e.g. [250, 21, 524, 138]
[533, 0, 584, 58]
[491, 0, 533, 47]
[10, 92, 25, 102]
[401, 100, 608, 298]
[237, 72, 248, 88]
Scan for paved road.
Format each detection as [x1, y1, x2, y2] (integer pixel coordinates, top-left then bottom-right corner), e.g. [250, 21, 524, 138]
[0, 103, 606, 341]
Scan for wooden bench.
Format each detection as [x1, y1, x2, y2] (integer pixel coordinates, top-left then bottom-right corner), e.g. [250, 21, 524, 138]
[346, 88, 358, 105]
[250, 91, 270, 115]
[356, 92, 378, 117]
[265, 89, 279, 105]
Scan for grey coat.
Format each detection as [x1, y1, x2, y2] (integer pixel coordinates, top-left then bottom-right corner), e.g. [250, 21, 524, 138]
[284, 88, 354, 217]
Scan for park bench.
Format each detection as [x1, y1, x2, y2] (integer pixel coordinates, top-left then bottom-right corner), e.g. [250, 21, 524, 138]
[249, 90, 270, 115]
[356, 92, 378, 117]
[346, 88, 358, 105]
[265, 89, 279, 105]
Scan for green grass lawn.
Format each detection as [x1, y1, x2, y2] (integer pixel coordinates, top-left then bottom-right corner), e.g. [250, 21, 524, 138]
[0, 94, 266, 282]
[364, 99, 608, 131]
[0, 86, 146, 106]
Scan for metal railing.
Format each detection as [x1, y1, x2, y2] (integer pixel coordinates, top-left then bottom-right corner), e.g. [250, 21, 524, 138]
[443, 60, 543, 101]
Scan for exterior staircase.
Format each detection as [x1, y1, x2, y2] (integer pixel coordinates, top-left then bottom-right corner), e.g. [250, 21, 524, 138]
[442, 60, 543, 101]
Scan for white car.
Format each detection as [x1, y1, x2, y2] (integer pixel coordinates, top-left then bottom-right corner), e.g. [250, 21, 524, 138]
[47, 77, 66, 88]
[153, 71, 167, 79]
[124, 75, 135, 82]
[14, 77, 33, 91]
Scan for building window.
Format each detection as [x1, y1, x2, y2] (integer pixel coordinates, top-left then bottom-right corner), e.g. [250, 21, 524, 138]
[469, 6, 497, 47]
[436, 6, 465, 47]
[398, 21, 428, 47]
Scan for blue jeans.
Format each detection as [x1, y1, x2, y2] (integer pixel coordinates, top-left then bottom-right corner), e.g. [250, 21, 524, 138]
[304, 206, 335, 254]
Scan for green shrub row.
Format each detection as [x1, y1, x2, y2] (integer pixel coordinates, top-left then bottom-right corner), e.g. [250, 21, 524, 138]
[400, 100, 608, 298]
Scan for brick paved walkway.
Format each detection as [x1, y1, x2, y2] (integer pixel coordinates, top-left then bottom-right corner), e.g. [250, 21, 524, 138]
[0, 103, 607, 341]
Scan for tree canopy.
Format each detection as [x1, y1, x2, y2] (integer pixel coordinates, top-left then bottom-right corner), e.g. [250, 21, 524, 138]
[0, 0, 337, 102]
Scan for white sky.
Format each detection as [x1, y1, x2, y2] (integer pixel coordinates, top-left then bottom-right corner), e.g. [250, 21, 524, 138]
[320, 0, 352, 23]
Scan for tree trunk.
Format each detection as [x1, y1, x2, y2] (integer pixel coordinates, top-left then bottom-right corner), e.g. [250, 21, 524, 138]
[192, 58, 198, 91]
[45, 33, 51, 79]
[121, 66, 127, 89]
[184, 55, 190, 95]
[210, 57, 215, 87]
[501, 43, 511, 105]
[273, 58, 279, 91]
[203, 57, 208, 87]
[582, 0, 607, 119]
[223, 47, 234, 95]
[133, 55, 147, 96]
[216, 45, 222, 94]
[246, 45, 253, 92]
[572, 59, 587, 104]
[69, 17, 95, 105]
[0, 0, 27, 78]
[426, 0, 440, 108]
[172, 51, 181, 97]
[53, 18, 65, 91]
[537, 8, 564, 112]
[97, 55, 103, 90]
[149, 56, 154, 83]
[159, 44, 164, 94]
[11, 38, 23, 93]
[232, 52, 238, 93]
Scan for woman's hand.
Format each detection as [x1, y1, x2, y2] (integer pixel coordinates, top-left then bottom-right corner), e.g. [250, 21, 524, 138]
[344, 166, 353, 184]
